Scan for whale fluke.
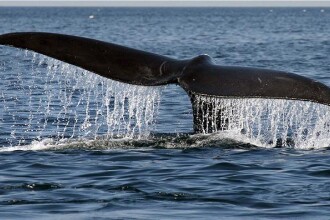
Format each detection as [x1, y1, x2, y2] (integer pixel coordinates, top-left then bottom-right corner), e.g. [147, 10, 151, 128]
[1, 32, 330, 133]
[0, 32, 185, 86]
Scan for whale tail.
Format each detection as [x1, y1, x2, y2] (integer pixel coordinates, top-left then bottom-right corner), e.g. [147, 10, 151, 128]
[0, 32, 185, 86]
[1, 32, 330, 133]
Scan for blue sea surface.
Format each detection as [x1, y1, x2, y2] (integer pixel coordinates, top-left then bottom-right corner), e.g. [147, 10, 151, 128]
[0, 7, 330, 219]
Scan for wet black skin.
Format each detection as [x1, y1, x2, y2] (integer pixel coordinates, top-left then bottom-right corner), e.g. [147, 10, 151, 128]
[180, 54, 330, 104]
[1, 32, 330, 133]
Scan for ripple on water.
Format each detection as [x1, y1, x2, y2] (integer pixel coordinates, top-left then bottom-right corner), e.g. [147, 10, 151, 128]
[1, 7, 330, 219]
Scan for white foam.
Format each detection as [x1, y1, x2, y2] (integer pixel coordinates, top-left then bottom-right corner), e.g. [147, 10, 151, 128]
[0, 136, 149, 152]
[0, 138, 59, 152]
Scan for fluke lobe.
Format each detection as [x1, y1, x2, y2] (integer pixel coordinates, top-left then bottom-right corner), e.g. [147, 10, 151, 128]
[0, 32, 330, 133]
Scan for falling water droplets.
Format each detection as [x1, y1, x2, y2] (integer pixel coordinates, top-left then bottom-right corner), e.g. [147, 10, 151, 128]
[193, 95, 330, 149]
[1, 49, 330, 150]
[0, 50, 162, 146]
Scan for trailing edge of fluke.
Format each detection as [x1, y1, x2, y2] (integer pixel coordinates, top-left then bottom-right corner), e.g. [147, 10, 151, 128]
[0, 32, 330, 132]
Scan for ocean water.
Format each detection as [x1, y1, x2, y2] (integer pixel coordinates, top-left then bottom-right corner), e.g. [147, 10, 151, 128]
[0, 7, 330, 219]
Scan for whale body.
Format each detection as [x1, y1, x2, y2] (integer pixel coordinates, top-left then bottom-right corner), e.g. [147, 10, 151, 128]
[0, 32, 330, 133]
